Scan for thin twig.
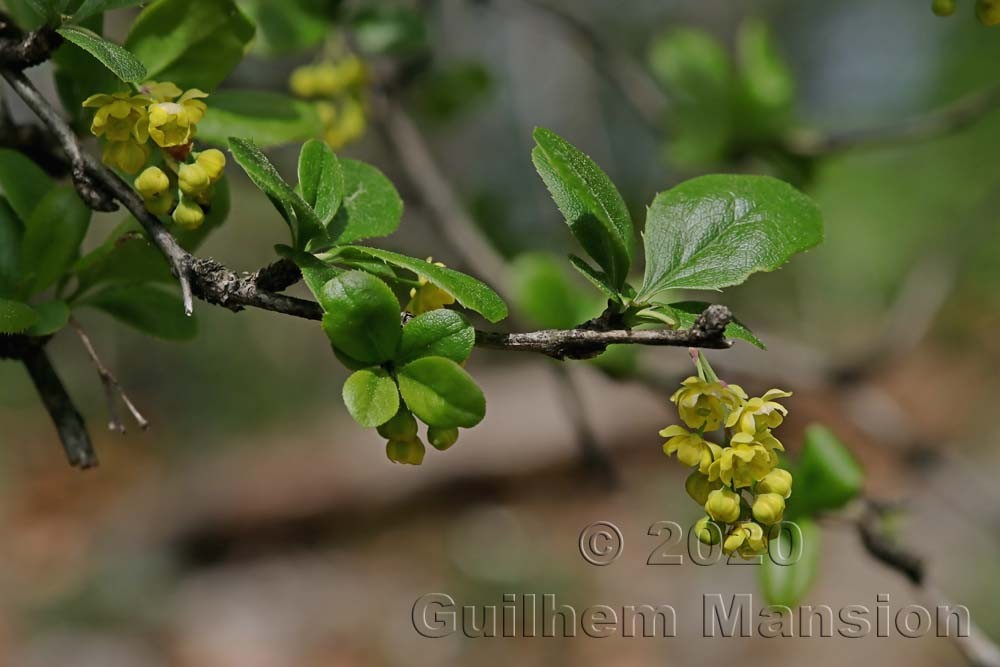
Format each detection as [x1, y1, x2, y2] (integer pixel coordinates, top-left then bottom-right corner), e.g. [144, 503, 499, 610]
[70, 317, 149, 432]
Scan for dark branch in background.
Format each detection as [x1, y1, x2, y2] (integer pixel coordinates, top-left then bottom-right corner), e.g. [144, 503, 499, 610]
[70, 317, 148, 433]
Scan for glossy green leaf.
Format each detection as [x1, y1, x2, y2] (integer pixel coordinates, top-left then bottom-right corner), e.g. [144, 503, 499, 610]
[532, 127, 633, 289]
[0, 149, 53, 223]
[655, 301, 765, 349]
[20, 186, 92, 295]
[57, 25, 147, 83]
[24, 299, 70, 336]
[298, 139, 343, 226]
[80, 284, 196, 340]
[0, 197, 23, 296]
[510, 252, 599, 330]
[197, 91, 325, 148]
[319, 270, 400, 364]
[125, 0, 255, 91]
[341, 246, 507, 323]
[342, 368, 400, 428]
[759, 518, 820, 607]
[328, 159, 402, 244]
[636, 175, 823, 302]
[228, 138, 323, 248]
[397, 356, 485, 428]
[397, 309, 475, 365]
[275, 246, 341, 301]
[791, 425, 864, 517]
[736, 18, 794, 141]
[0, 298, 38, 333]
[72, 0, 148, 21]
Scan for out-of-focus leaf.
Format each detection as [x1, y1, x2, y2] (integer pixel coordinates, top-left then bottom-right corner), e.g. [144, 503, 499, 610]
[237, 0, 326, 54]
[0, 197, 23, 296]
[197, 91, 325, 148]
[791, 425, 864, 517]
[72, 221, 172, 295]
[351, 5, 427, 56]
[411, 62, 492, 123]
[759, 518, 820, 607]
[80, 284, 197, 340]
[24, 299, 70, 336]
[736, 18, 795, 141]
[0, 149, 53, 223]
[510, 252, 599, 330]
[0, 298, 38, 333]
[20, 186, 92, 295]
[72, 0, 148, 21]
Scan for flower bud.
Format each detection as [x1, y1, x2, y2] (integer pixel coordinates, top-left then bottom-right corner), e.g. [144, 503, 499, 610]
[427, 426, 459, 451]
[172, 197, 205, 230]
[752, 493, 785, 525]
[757, 468, 793, 498]
[978, 0, 1000, 24]
[932, 0, 957, 15]
[196, 149, 226, 182]
[705, 487, 741, 524]
[178, 162, 211, 196]
[685, 471, 720, 505]
[386, 438, 425, 465]
[693, 516, 722, 546]
[144, 189, 175, 216]
[289, 65, 319, 97]
[377, 408, 418, 440]
[134, 166, 169, 198]
[722, 530, 746, 555]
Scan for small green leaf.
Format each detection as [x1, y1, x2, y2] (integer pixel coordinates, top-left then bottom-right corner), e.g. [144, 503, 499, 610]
[328, 159, 403, 244]
[0, 149, 53, 223]
[319, 270, 401, 364]
[53, 14, 121, 134]
[531, 127, 633, 289]
[197, 91, 325, 148]
[510, 252, 599, 330]
[0, 197, 23, 296]
[228, 138, 323, 248]
[0, 298, 38, 333]
[57, 25, 147, 83]
[24, 299, 70, 336]
[636, 175, 823, 302]
[298, 139, 343, 226]
[20, 186, 92, 295]
[759, 518, 821, 607]
[790, 425, 864, 517]
[238, 0, 327, 55]
[80, 284, 197, 340]
[568, 254, 619, 303]
[655, 301, 765, 349]
[397, 309, 475, 365]
[736, 18, 794, 141]
[72, 0, 148, 21]
[342, 368, 400, 428]
[397, 356, 485, 428]
[342, 247, 507, 323]
[275, 246, 341, 300]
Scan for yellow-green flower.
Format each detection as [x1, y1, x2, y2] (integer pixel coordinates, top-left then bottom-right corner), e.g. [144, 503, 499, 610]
[978, 0, 1000, 25]
[726, 388, 791, 434]
[757, 467, 793, 498]
[147, 88, 208, 147]
[140, 80, 183, 102]
[661, 425, 722, 474]
[134, 166, 174, 215]
[82, 91, 151, 143]
[707, 434, 775, 488]
[172, 196, 204, 230]
[177, 162, 210, 196]
[752, 493, 785, 525]
[685, 470, 722, 505]
[705, 487, 741, 523]
[322, 97, 366, 150]
[386, 438, 425, 465]
[195, 149, 226, 182]
[102, 139, 150, 174]
[724, 521, 768, 558]
[671, 376, 747, 431]
[693, 516, 722, 546]
[406, 258, 456, 315]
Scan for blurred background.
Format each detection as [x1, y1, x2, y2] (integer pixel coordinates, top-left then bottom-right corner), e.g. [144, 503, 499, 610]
[2, 0, 1000, 664]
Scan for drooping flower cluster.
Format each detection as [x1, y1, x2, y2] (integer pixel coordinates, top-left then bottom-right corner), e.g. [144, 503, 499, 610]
[84, 81, 224, 230]
[661, 358, 793, 559]
[289, 55, 368, 149]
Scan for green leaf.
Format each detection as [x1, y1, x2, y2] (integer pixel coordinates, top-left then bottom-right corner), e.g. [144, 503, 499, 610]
[410, 62, 492, 124]
[791, 425, 864, 517]
[648, 28, 734, 167]
[654, 301, 765, 349]
[319, 270, 400, 364]
[568, 254, 618, 303]
[275, 246, 341, 300]
[57, 25, 147, 83]
[397, 356, 485, 428]
[351, 5, 427, 56]
[510, 252, 599, 330]
[0, 197, 23, 296]
[0, 298, 38, 333]
[197, 91, 325, 148]
[531, 127, 633, 289]
[3, 0, 50, 28]
[759, 518, 821, 607]
[227, 138, 322, 248]
[0, 149, 53, 223]
[328, 159, 403, 244]
[636, 175, 823, 302]
[54, 14, 122, 134]
[397, 309, 475, 365]
[735, 18, 794, 141]
[125, 0, 255, 91]
[341, 246, 508, 323]
[72, 0, 148, 21]
[238, 0, 327, 55]
[24, 299, 70, 336]
[72, 221, 172, 296]
[80, 284, 197, 340]
[342, 368, 400, 428]
[298, 139, 343, 226]
[20, 186, 92, 295]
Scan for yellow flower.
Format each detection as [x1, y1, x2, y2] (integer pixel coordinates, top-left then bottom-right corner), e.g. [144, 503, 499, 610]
[726, 388, 791, 434]
[757, 468, 793, 498]
[693, 516, 722, 546]
[707, 433, 775, 488]
[685, 470, 722, 505]
[134, 166, 169, 198]
[102, 139, 150, 174]
[978, 0, 1000, 25]
[386, 438, 425, 465]
[177, 162, 210, 196]
[82, 91, 150, 143]
[290, 65, 320, 97]
[147, 88, 208, 148]
[752, 493, 785, 525]
[661, 425, 721, 474]
[323, 97, 366, 150]
[172, 197, 204, 230]
[145, 189, 175, 216]
[705, 487, 741, 523]
[406, 258, 456, 315]
[140, 80, 183, 102]
[671, 376, 747, 431]
[195, 149, 226, 182]
[724, 521, 768, 558]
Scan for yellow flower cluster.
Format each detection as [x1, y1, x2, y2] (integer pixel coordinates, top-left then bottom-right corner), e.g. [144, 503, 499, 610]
[133, 149, 226, 230]
[406, 258, 456, 316]
[289, 56, 368, 150]
[661, 366, 794, 559]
